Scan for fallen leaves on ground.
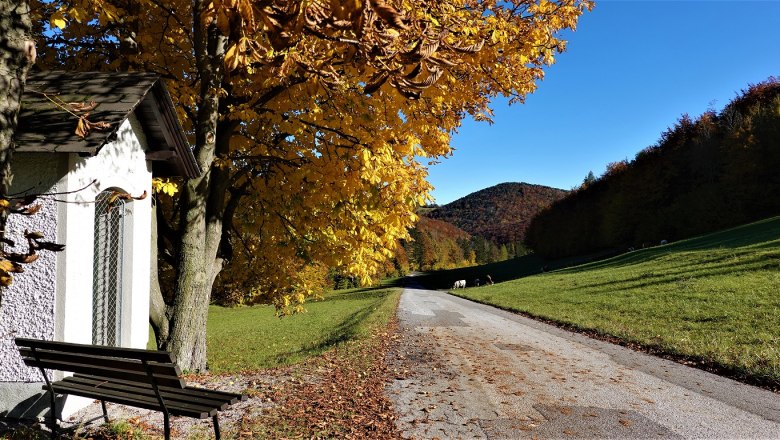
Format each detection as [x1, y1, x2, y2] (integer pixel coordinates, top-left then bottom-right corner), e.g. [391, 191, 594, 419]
[0, 319, 402, 440]
[236, 321, 402, 439]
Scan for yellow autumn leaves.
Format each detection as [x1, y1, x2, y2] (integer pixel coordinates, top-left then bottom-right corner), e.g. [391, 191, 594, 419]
[199, 0, 590, 307]
[33, 0, 591, 310]
[152, 178, 179, 197]
[49, 0, 123, 29]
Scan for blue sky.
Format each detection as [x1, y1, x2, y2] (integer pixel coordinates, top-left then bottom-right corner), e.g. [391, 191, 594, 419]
[426, 0, 780, 205]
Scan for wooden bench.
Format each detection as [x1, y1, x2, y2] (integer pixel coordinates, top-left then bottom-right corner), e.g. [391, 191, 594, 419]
[15, 338, 247, 439]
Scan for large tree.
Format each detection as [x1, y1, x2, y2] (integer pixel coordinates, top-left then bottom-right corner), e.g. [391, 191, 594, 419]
[0, 0, 36, 298]
[33, 0, 591, 370]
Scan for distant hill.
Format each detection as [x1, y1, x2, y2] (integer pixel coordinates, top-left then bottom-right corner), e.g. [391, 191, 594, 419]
[396, 215, 472, 272]
[416, 215, 471, 241]
[426, 182, 568, 244]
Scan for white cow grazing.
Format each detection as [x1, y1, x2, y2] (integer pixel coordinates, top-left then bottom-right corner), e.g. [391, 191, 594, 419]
[452, 279, 466, 289]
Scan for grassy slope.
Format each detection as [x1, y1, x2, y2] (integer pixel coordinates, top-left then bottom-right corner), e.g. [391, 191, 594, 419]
[206, 286, 400, 373]
[453, 216, 780, 386]
[412, 248, 612, 289]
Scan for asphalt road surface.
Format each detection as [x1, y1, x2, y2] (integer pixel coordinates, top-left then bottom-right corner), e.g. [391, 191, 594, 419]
[386, 286, 780, 439]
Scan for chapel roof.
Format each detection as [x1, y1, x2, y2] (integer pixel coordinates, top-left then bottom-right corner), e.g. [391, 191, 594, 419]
[16, 71, 199, 178]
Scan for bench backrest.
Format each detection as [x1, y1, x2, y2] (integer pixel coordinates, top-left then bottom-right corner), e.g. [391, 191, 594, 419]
[15, 338, 186, 389]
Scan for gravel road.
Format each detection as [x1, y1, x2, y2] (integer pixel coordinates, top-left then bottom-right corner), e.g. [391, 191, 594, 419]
[387, 286, 780, 439]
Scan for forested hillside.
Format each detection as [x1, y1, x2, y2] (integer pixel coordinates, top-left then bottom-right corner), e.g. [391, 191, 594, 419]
[404, 217, 472, 271]
[389, 214, 534, 274]
[526, 77, 780, 258]
[428, 182, 568, 244]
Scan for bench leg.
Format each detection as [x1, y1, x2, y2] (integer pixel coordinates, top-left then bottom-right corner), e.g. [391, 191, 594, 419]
[163, 412, 170, 440]
[48, 390, 57, 440]
[100, 400, 110, 423]
[213, 415, 221, 440]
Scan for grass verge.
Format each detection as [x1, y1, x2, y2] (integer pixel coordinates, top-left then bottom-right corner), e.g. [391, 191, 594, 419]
[452, 216, 780, 389]
[206, 286, 401, 373]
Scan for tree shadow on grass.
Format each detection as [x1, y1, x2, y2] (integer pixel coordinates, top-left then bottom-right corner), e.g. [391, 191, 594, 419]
[415, 216, 780, 290]
[564, 216, 780, 273]
[271, 290, 392, 364]
[411, 248, 655, 290]
[315, 286, 397, 302]
[561, 251, 780, 293]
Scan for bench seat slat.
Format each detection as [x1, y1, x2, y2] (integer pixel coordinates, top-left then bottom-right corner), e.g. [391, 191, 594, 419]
[15, 338, 174, 363]
[174, 385, 249, 402]
[72, 374, 246, 404]
[19, 348, 181, 378]
[49, 381, 217, 419]
[23, 359, 185, 388]
[63, 376, 238, 410]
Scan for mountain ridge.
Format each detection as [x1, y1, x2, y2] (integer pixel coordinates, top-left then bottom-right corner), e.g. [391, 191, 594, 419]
[426, 182, 568, 244]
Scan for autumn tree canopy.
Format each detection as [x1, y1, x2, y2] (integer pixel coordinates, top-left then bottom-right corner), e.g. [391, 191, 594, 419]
[32, 0, 592, 370]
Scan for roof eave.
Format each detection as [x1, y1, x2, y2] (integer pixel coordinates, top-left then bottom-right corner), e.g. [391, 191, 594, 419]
[147, 81, 200, 179]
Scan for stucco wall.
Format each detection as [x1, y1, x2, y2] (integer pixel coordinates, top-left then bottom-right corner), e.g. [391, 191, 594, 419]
[0, 115, 153, 418]
[56, 116, 153, 354]
[57, 116, 153, 417]
[0, 153, 65, 384]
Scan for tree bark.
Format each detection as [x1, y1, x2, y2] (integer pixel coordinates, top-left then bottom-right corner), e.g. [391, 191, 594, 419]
[159, 2, 227, 371]
[149, 198, 170, 349]
[0, 0, 34, 306]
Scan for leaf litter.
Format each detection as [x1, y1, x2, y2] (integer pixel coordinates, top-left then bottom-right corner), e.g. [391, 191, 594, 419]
[2, 320, 403, 439]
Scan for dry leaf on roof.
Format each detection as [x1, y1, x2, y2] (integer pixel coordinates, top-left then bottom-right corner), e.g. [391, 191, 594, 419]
[75, 113, 113, 138]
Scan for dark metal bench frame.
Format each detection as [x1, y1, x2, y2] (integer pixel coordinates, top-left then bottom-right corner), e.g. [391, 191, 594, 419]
[15, 338, 247, 439]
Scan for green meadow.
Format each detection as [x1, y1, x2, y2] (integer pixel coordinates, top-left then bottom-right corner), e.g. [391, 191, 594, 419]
[452, 216, 780, 387]
[205, 287, 400, 373]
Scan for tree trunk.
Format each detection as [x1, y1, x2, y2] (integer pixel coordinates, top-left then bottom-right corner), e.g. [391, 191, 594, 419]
[165, 198, 215, 371]
[158, 2, 227, 371]
[149, 199, 170, 349]
[165, 136, 233, 369]
[0, 0, 34, 306]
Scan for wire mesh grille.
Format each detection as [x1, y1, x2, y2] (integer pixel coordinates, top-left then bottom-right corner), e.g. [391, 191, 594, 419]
[92, 192, 126, 347]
